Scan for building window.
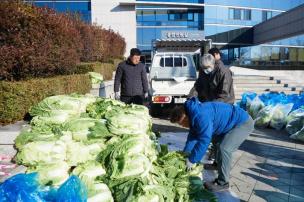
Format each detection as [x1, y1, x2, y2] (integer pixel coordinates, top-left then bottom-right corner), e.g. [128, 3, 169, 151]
[229, 8, 251, 21]
[168, 11, 194, 21]
[262, 11, 272, 21]
[243, 10, 251, 20]
[234, 9, 241, 20]
[88, 2, 91, 11]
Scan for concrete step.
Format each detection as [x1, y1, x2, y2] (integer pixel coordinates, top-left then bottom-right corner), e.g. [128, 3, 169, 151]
[234, 77, 304, 85]
[233, 75, 272, 80]
[233, 79, 278, 84]
[234, 83, 286, 87]
[277, 80, 304, 86]
[234, 87, 302, 92]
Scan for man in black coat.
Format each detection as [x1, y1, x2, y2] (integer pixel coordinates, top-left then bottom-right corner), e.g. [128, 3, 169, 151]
[195, 48, 235, 104]
[114, 48, 148, 105]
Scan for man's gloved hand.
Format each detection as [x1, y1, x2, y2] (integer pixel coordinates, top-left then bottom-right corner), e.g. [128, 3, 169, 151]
[186, 159, 194, 171]
[144, 92, 148, 99]
[114, 92, 120, 100]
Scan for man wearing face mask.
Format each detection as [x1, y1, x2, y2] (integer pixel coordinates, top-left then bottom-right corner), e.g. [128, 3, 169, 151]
[114, 48, 149, 105]
[194, 52, 234, 104]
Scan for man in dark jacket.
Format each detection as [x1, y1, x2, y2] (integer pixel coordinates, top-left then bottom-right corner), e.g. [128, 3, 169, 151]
[170, 97, 254, 192]
[195, 51, 235, 104]
[114, 48, 149, 105]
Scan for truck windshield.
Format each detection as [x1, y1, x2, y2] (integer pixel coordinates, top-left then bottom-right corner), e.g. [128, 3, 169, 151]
[150, 53, 196, 79]
[160, 57, 187, 67]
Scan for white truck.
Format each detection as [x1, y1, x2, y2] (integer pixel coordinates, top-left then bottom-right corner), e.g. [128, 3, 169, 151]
[148, 52, 198, 114]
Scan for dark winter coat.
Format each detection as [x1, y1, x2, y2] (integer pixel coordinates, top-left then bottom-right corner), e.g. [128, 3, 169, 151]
[114, 59, 148, 96]
[195, 60, 235, 104]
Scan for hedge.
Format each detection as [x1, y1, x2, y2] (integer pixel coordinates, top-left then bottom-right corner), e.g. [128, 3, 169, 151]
[0, 0, 126, 81]
[0, 74, 91, 125]
[0, 1, 83, 81]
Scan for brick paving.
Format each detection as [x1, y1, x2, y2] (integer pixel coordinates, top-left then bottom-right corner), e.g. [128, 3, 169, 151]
[155, 118, 304, 202]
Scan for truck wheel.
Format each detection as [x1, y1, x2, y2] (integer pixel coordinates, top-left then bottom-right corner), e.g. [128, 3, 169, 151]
[150, 104, 162, 117]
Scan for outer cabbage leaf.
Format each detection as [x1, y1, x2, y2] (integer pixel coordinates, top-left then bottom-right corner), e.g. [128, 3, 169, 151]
[106, 112, 150, 135]
[29, 95, 83, 117]
[27, 161, 69, 187]
[89, 72, 104, 84]
[87, 98, 125, 119]
[16, 140, 66, 166]
[15, 130, 61, 150]
[66, 140, 103, 166]
[87, 183, 114, 202]
[73, 161, 106, 188]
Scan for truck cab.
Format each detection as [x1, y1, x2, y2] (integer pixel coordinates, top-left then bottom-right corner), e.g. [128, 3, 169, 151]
[149, 52, 197, 107]
[147, 38, 211, 115]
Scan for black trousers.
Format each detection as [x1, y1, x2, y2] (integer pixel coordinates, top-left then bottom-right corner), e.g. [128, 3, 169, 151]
[120, 95, 144, 105]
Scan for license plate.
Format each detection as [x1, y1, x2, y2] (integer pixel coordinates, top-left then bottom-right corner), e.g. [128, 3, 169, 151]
[174, 98, 186, 103]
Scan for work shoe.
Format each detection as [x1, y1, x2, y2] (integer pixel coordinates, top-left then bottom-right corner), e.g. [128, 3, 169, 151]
[204, 162, 217, 170]
[204, 179, 229, 192]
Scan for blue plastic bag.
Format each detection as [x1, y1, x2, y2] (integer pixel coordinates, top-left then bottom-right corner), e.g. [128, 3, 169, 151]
[0, 174, 87, 202]
[55, 175, 87, 202]
[240, 92, 257, 110]
[0, 173, 55, 202]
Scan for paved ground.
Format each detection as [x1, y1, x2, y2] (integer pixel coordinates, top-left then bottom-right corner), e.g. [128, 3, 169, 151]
[1, 118, 304, 202]
[153, 117, 304, 202]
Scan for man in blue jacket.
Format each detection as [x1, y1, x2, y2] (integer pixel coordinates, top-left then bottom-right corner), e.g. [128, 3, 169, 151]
[170, 97, 254, 192]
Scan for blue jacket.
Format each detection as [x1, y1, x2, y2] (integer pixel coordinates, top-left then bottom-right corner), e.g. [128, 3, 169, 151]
[184, 97, 249, 163]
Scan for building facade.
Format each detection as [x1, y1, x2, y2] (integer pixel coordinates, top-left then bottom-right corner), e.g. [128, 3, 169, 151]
[28, 0, 92, 23]
[29, 0, 304, 69]
[136, 0, 304, 69]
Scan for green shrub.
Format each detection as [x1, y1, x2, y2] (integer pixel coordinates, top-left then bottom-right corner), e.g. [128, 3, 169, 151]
[0, 0, 83, 81]
[0, 1, 126, 81]
[75, 63, 95, 74]
[0, 74, 91, 125]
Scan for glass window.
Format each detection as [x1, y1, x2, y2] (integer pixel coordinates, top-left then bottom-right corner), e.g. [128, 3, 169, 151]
[233, 48, 239, 59]
[280, 47, 289, 61]
[244, 10, 251, 20]
[188, 13, 194, 21]
[298, 48, 304, 62]
[261, 46, 271, 61]
[136, 10, 143, 22]
[251, 46, 261, 61]
[271, 47, 280, 60]
[168, 11, 194, 21]
[155, 10, 167, 21]
[229, 8, 234, 20]
[142, 10, 155, 22]
[88, 2, 91, 11]
[234, 9, 241, 20]
[267, 11, 272, 20]
[229, 8, 251, 21]
[168, 13, 175, 21]
[228, 48, 234, 60]
[289, 48, 297, 62]
[262, 11, 272, 21]
[160, 57, 187, 67]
